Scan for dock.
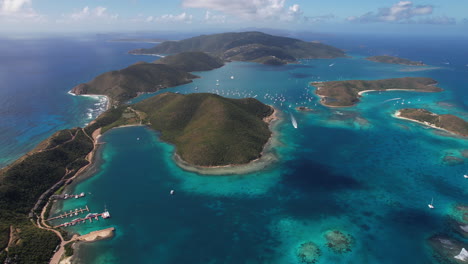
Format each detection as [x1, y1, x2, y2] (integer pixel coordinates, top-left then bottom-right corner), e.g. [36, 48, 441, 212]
[54, 210, 111, 228]
[46, 205, 89, 221]
[50, 192, 86, 200]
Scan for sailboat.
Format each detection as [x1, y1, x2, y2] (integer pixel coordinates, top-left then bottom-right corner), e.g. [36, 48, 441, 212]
[464, 174, 468, 179]
[428, 198, 435, 209]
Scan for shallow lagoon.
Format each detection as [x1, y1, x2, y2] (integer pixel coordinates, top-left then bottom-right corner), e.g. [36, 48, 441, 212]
[54, 56, 468, 263]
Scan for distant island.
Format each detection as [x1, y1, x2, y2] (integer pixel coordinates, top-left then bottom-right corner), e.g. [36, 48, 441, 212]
[155, 51, 224, 72]
[366, 55, 425, 66]
[70, 62, 197, 105]
[312, 77, 442, 107]
[395, 108, 468, 137]
[110, 38, 167, 43]
[129, 31, 346, 65]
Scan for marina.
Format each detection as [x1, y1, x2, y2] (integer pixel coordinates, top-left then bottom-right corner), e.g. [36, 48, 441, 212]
[53, 210, 111, 228]
[46, 205, 90, 221]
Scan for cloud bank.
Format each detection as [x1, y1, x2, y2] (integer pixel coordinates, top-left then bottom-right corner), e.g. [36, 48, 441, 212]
[347, 1, 455, 25]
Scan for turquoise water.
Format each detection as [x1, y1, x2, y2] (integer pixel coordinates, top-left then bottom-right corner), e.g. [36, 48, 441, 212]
[54, 54, 468, 263]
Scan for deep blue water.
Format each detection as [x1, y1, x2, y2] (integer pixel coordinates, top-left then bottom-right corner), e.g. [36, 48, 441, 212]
[0, 37, 154, 166]
[1, 34, 467, 263]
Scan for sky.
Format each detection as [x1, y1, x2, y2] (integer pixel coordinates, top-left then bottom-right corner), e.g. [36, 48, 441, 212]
[0, 0, 467, 35]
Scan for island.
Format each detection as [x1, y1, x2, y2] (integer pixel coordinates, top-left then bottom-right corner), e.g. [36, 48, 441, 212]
[129, 31, 346, 65]
[312, 77, 442, 107]
[366, 55, 425, 66]
[395, 108, 468, 137]
[154, 51, 224, 72]
[70, 62, 197, 105]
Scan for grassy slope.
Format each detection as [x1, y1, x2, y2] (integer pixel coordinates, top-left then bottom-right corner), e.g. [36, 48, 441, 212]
[399, 108, 468, 137]
[313, 77, 442, 107]
[74, 63, 197, 104]
[154, 52, 224, 72]
[133, 93, 274, 166]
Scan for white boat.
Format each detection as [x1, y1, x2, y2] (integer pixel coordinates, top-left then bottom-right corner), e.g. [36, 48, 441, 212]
[428, 198, 435, 209]
[464, 174, 468, 179]
[454, 248, 468, 261]
[329, 63, 335, 67]
[290, 113, 298, 129]
[170, 190, 175, 195]
[230, 76, 234, 79]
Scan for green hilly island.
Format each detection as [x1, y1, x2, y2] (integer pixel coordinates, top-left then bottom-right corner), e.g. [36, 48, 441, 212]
[155, 52, 224, 72]
[130, 31, 346, 65]
[121, 93, 274, 166]
[312, 77, 442, 107]
[396, 108, 468, 137]
[366, 55, 425, 66]
[70, 62, 197, 104]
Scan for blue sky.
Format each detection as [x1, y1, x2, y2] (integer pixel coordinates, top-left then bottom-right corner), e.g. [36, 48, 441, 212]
[0, 0, 467, 35]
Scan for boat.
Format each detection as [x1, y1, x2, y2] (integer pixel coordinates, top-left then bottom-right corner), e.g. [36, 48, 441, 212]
[329, 63, 335, 67]
[230, 76, 234, 79]
[102, 211, 111, 219]
[290, 113, 298, 129]
[428, 198, 435, 209]
[464, 174, 468, 179]
[455, 248, 468, 261]
[170, 190, 175, 195]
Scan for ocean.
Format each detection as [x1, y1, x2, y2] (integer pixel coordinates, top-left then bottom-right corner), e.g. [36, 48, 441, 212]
[1, 34, 467, 263]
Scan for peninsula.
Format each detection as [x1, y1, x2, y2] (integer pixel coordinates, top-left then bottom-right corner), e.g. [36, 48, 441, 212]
[129, 31, 346, 65]
[70, 62, 197, 105]
[366, 55, 426, 66]
[104, 93, 276, 167]
[312, 77, 442, 107]
[395, 108, 468, 137]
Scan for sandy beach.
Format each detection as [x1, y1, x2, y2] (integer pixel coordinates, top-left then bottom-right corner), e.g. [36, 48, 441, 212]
[393, 110, 453, 136]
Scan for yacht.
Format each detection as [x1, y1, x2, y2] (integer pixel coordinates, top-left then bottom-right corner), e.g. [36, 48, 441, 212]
[428, 198, 435, 209]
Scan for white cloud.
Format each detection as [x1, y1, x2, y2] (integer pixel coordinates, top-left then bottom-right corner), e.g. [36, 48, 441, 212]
[347, 1, 440, 23]
[147, 12, 193, 23]
[182, 0, 303, 21]
[204, 11, 226, 24]
[0, 0, 42, 21]
[68, 6, 118, 21]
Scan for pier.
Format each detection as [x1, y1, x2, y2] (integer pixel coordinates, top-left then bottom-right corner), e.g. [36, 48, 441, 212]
[53, 211, 111, 228]
[46, 205, 89, 221]
[50, 192, 86, 200]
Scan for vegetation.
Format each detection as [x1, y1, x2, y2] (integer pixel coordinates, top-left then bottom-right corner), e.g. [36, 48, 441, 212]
[366, 55, 425, 66]
[64, 242, 74, 257]
[130, 31, 346, 65]
[397, 108, 468, 137]
[312, 77, 442, 107]
[155, 51, 224, 72]
[0, 103, 128, 263]
[70, 62, 197, 105]
[131, 93, 274, 166]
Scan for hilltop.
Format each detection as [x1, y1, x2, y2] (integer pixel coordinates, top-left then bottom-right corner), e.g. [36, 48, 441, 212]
[395, 108, 468, 137]
[366, 55, 425, 66]
[70, 62, 197, 105]
[312, 77, 442, 107]
[155, 52, 224, 72]
[130, 31, 345, 65]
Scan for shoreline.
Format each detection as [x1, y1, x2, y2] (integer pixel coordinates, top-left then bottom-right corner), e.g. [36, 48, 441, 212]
[393, 110, 456, 136]
[357, 88, 436, 96]
[174, 106, 282, 175]
[67, 91, 111, 111]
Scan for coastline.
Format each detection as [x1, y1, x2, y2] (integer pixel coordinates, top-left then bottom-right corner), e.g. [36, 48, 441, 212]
[357, 88, 437, 96]
[174, 106, 282, 175]
[393, 110, 456, 136]
[67, 91, 111, 111]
